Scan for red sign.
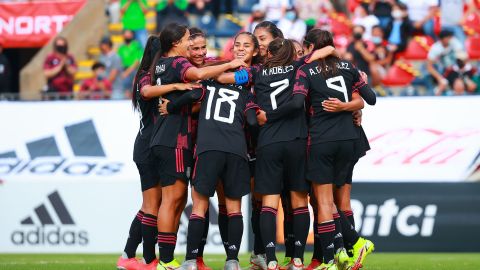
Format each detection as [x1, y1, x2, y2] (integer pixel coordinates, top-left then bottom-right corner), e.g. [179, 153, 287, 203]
[0, 0, 86, 48]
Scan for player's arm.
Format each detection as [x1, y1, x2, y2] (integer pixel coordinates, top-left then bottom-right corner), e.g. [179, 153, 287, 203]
[257, 94, 306, 125]
[305, 45, 337, 63]
[357, 71, 376, 105]
[142, 82, 201, 99]
[216, 68, 251, 85]
[185, 59, 247, 81]
[159, 88, 204, 115]
[322, 92, 364, 112]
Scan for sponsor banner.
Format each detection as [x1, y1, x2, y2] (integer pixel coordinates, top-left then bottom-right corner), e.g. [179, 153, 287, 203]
[356, 96, 480, 182]
[0, 0, 86, 48]
[0, 180, 250, 253]
[274, 183, 480, 252]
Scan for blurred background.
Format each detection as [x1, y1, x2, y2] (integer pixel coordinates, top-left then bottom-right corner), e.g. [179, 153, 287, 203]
[0, 0, 479, 262]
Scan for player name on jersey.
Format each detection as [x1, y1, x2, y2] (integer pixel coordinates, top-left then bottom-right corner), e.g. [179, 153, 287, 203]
[262, 65, 295, 76]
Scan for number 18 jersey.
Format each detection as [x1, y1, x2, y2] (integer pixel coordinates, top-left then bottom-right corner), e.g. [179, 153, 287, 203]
[196, 80, 258, 160]
[294, 60, 368, 144]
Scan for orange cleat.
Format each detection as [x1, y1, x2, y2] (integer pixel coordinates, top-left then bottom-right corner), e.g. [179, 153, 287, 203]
[196, 257, 212, 270]
[305, 259, 322, 270]
[135, 258, 159, 270]
[117, 256, 139, 270]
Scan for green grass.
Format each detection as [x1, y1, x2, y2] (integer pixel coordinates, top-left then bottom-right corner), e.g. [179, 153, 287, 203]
[0, 253, 480, 270]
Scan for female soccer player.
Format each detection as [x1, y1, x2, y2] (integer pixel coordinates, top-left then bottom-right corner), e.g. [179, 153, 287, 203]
[149, 23, 247, 270]
[256, 29, 367, 270]
[117, 36, 199, 270]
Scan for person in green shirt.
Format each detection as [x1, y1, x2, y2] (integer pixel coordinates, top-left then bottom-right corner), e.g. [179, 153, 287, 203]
[155, 0, 189, 33]
[118, 29, 143, 99]
[121, 0, 148, 47]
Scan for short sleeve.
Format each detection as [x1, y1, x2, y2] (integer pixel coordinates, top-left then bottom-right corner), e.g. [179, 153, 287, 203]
[172, 57, 194, 82]
[293, 65, 309, 96]
[427, 44, 440, 60]
[138, 72, 151, 90]
[351, 67, 368, 94]
[247, 65, 262, 85]
[244, 92, 259, 114]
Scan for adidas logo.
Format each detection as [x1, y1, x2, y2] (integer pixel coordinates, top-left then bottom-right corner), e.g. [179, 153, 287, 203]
[266, 242, 275, 248]
[192, 249, 198, 254]
[295, 241, 302, 246]
[228, 245, 237, 250]
[335, 233, 343, 239]
[326, 243, 334, 249]
[0, 120, 123, 176]
[11, 190, 88, 246]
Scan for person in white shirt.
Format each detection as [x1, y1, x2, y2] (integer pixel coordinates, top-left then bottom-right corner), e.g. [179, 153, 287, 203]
[259, 0, 289, 23]
[277, 7, 307, 43]
[400, 0, 438, 38]
[352, 4, 380, 42]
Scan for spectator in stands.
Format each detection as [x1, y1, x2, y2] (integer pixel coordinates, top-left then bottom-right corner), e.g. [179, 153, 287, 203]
[427, 29, 463, 95]
[107, 0, 121, 24]
[121, 0, 148, 47]
[345, 25, 375, 77]
[294, 0, 333, 32]
[352, 4, 380, 41]
[444, 52, 478, 95]
[399, 0, 438, 39]
[385, 2, 412, 54]
[440, 0, 477, 45]
[0, 42, 12, 95]
[79, 62, 112, 99]
[155, 0, 189, 33]
[118, 29, 143, 99]
[370, 25, 393, 86]
[372, 0, 395, 29]
[277, 6, 307, 43]
[43, 37, 77, 98]
[246, 4, 266, 33]
[99, 37, 123, 99]
[259, 0, 289, 24]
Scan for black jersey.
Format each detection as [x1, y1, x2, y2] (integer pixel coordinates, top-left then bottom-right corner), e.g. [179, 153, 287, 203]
[196, 80, 258, 160]
[294, 60, 369, 144]
[248, 61, 308, 148]
[133, 71, 157, 163]
[150, 56, 195, 150]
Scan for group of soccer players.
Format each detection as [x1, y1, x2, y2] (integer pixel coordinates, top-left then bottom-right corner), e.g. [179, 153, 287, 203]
[116, 20, 376, 270]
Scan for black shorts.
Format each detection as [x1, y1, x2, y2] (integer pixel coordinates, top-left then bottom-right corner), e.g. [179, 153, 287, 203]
[136, 162, 160, 191]
[306, 140, 354, 187]
[255, 139, 309, 195]
[193, 151, 250, 199]
[152, 145, 193, 187]
[345, 158, 359, 185]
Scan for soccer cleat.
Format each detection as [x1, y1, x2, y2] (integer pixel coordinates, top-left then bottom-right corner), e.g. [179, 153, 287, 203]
[136, 259, 159, 270]
[250, 253, 268, 270]
[315, 263, 338, 270]
[224, 259, 241, 270]
[305, 259, 321, 270]
[157, 258, 182, 270]
[334, 248, 350, 270]
[196, 257, 212, 270]
[287, 258, 304, 270]
[117, 256, 139, 270]
[279, 257, 292, 270]
[350, 238, 374, 270]
[267, 261, 280, 270]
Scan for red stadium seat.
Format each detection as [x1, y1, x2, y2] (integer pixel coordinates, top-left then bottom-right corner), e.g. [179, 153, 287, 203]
[329, 13, 352, 37]
[381, 61, 417, 87]
[466, 36, 480, 60]
[398, 36, 434, 60]
[463, 12, 480, 36]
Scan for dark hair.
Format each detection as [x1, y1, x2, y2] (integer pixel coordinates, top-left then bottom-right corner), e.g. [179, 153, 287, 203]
[254, 21, 284, 39]
[91, 62, 106, 71]
[234, 31, 262, 65]
[263, 38, 295, 69]
[396, 2, 408, 11]
[132, 35, 161, 109]
[439, 29, 454, 39]
[304, 29, 339, 77]
[100, 37, 113, 48]
[54, 36, 68, 45]
[189, 27, 206, 40]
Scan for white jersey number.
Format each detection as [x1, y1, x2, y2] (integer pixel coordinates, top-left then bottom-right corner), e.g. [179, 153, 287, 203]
[269, 79, 289, 110]
[205, 86, 239, 124]
[326, 76, 349, 102]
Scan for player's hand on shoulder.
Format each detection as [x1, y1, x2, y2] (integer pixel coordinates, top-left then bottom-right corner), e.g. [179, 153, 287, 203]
[228, 59, 248, 69]
[256, 110, 267, 126]
[175, 82, 202, 91]
[322, 97, 344, 112]
[159, 98, 170, 115]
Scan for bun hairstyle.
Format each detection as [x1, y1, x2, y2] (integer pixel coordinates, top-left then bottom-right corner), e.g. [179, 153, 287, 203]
[303, 28, 339, 77]
[263, 38, 295, 69]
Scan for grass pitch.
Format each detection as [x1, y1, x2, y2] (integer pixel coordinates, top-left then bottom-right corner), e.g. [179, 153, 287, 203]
[0, 253, 480, 270]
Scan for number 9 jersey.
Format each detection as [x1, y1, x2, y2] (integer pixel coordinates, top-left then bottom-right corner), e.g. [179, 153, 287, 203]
[196, 80, 259, 160]
[294, 60, 369, 144]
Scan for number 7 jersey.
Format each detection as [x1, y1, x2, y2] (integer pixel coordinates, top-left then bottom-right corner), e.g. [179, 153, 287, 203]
[196, 80, 259, 160]
[293, 60, 368, 144]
